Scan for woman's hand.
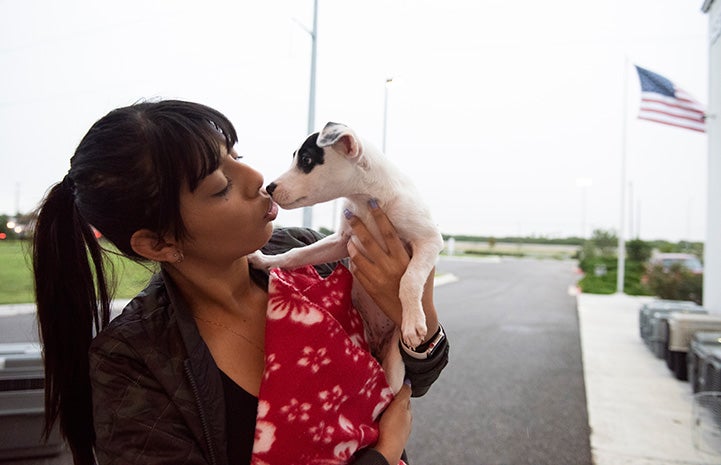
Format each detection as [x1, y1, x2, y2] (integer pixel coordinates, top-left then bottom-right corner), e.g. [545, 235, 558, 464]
[345, 201, 439, 339]
[373, 381, 412, 463]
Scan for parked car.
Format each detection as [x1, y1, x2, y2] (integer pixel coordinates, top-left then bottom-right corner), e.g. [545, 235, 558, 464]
[648, 253, 703, 274]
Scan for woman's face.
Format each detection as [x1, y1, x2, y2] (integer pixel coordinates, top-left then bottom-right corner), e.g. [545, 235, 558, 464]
[177, 145, 278, 266]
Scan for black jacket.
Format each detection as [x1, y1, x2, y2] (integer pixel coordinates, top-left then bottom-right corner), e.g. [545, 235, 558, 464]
[89, 228, 449, 465]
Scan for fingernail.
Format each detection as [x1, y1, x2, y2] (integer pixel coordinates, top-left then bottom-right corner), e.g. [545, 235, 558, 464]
[368, 198, 379, 209]
[403, 378, 412, 388]
[344, 208, 354, 219]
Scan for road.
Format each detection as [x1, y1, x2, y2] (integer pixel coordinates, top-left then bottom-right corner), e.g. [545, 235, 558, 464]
[0, 256, 591, 464]
[405, 256, 592, 465]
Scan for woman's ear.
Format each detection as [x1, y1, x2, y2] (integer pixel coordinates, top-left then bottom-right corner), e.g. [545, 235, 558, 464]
[130, 229, 181, 263]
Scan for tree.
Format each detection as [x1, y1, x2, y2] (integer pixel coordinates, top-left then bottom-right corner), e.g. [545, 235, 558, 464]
[591, 229, 618, 257]
[626, 238, 652, 262]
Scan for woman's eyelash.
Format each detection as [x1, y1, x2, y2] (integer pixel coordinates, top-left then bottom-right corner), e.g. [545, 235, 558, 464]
[231, 153, 243, 161]
[214, 177, 233, 197]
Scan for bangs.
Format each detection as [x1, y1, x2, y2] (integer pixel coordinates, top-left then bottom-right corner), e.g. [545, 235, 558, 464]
[138, 100, 239, 241]
[156, 101, 239, 193]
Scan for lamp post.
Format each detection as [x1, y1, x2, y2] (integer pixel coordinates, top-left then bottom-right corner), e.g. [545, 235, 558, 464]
[382, 77, 393, 154]
[300, 0, 318, 228]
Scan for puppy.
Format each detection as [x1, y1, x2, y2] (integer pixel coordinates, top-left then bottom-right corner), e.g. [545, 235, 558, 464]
[250, 122, 444, 392]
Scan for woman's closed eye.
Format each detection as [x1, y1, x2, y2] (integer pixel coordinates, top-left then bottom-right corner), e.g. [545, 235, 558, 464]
[213, 176, 234, 197]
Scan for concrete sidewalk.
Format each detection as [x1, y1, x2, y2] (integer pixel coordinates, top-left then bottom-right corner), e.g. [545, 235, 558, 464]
[578, 293, 719, 465]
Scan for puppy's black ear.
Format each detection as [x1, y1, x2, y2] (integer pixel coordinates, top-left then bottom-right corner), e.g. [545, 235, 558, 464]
[317, 122, 361, 159]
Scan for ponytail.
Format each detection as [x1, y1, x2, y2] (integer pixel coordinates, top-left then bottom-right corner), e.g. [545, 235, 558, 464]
[33, 176, 111, 465]
[30, 99, 240, 465]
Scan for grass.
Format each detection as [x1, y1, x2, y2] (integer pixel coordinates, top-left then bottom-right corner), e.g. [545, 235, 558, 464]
[577, 256, 652, 296]
[0, 240, 156, 305]
[0, 241, 35, 303]
[446, 240, 579, 260]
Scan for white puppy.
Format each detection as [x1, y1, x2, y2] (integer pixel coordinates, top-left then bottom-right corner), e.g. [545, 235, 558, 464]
[250, 122, 444, 392]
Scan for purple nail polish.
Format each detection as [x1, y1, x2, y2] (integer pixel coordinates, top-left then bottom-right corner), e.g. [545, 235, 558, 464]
[368, 198, 379, 209]
[344, 208, 354, 219]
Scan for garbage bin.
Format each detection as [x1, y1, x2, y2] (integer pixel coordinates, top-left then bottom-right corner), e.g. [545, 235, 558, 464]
[668, 314, 721, 381]
[692, 391, 721, 461]
[640, 301, 707, 359]
[689, 332, 721, 393]
[0, 342, 65, 460]
[639, 300, 701, 342]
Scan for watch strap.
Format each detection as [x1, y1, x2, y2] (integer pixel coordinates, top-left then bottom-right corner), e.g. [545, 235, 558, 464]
[400, 325, 445, 360]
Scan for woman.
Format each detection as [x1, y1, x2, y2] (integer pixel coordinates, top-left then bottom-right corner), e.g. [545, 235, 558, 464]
[32, 100, 449, 465]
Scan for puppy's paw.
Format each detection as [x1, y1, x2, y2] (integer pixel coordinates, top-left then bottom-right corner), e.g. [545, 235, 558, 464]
[401, 315, 427, 350]
[247, 251, 272, 271]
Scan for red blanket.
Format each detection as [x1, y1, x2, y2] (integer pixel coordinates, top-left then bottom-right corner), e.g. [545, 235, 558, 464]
[251, 264, 404, 465]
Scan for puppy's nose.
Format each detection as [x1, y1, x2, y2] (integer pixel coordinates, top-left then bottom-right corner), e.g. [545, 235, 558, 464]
[266, 182, 277, 196]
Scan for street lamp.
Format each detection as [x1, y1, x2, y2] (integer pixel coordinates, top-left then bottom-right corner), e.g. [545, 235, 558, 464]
[383, 77, 393, 154]
[296, 0, 318, 228]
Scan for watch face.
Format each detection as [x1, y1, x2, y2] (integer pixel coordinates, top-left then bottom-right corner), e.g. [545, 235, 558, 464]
[425, 328, 445, 356]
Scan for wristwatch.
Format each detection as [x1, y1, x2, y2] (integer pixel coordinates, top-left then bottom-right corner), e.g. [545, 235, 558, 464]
[400, 325, 445, 360]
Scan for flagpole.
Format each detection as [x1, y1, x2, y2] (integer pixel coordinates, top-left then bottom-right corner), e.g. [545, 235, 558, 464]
[617, 58, 629, 294]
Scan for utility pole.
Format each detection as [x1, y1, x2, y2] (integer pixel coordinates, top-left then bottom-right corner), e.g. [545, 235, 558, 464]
[14, 182, 20, 215]
[383, 77, 392, 153]
[302, 0, 318, 228]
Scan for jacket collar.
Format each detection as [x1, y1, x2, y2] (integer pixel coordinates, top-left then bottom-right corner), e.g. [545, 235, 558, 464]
[158, 269, 228, 465]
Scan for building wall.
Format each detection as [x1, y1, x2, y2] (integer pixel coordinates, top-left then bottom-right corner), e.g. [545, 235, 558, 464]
[704, 0, 721, 311]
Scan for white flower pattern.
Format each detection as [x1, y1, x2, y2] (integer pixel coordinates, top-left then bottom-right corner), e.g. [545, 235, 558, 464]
[309, 420, 336, 444]
[318, 385, 349, 413]
[262, 353, 281, 381]
[298, 346, 332, 373]
[251, 265, 404, 465]
[252, 401, 276, 454]
[280, 398, 312, 423]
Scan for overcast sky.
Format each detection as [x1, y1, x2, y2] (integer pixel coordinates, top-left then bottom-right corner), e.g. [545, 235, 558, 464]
[0, 0, 710, 241]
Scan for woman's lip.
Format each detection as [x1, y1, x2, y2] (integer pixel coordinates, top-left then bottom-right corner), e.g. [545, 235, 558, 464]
[265, 199, 279, 220]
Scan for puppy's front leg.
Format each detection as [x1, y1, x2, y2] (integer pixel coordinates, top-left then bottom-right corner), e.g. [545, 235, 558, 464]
[398, 236, 444, 348]
[250, 231, 351, 271]
[382, 330, 405, 394]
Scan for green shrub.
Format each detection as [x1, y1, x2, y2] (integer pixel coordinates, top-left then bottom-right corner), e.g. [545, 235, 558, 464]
[624, 260, 650, 296]
[626, 239, 652, 263]
[577, 256, 651, 296]
[645, 263, 703, 304]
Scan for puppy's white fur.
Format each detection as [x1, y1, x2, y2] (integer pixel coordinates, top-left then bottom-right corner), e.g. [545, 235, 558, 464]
[250, 122, 444, 392]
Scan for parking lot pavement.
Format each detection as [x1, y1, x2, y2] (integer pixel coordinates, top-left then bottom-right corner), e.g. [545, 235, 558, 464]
[578, 293, 714, 465]
[4, 290, 718, 464]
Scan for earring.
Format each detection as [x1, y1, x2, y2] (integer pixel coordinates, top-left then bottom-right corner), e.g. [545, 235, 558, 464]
[173, 250, 184, 264]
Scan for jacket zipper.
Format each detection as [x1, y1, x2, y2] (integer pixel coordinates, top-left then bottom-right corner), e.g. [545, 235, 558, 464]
[185, 362, 219, 465]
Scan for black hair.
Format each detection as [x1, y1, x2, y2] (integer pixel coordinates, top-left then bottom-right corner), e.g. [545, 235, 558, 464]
[32, 100, 238, 465]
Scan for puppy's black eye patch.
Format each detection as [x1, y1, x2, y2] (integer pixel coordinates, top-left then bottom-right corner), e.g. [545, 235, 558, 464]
[294, 132, 325, 174]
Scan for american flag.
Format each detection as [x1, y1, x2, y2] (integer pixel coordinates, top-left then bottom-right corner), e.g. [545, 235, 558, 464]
[635, 65, 706, 133]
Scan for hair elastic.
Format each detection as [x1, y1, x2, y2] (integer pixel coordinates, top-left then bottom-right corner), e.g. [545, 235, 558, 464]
[61, 174, 76, 192]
